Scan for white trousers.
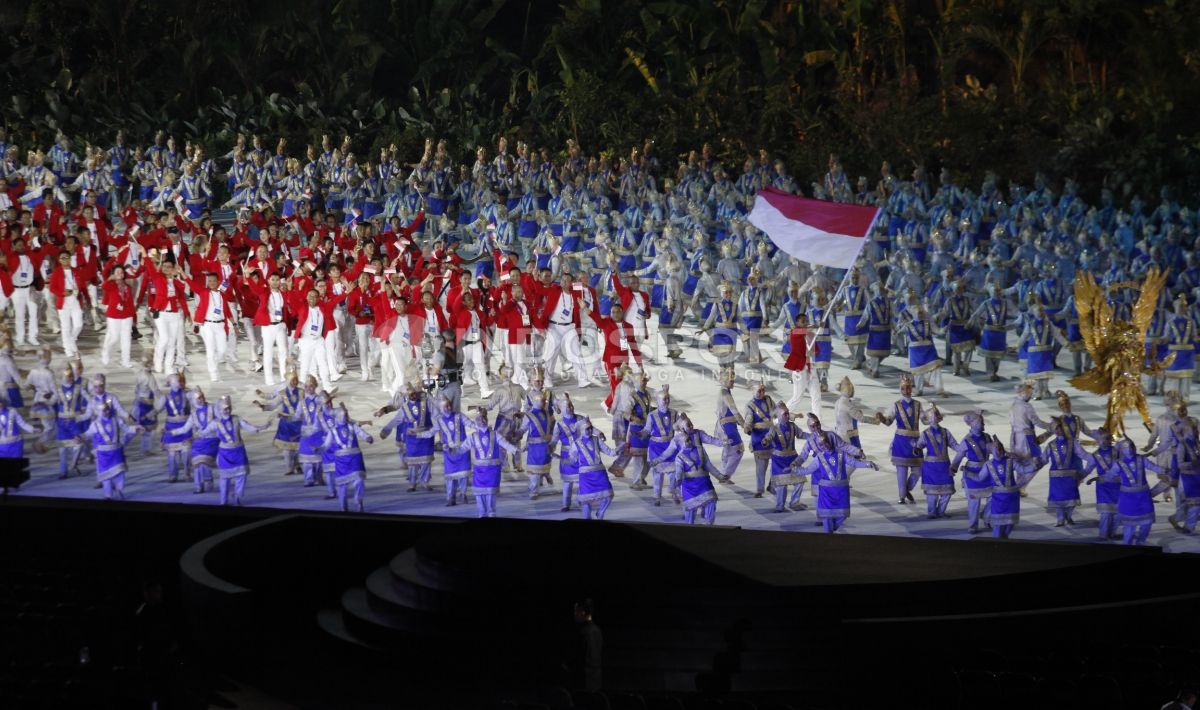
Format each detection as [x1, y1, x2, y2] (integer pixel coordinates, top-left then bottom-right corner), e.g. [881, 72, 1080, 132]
[298, 335, 332, 389]
[387, 338, 415, 393]
[332, 309, 349, 367]
[199, 321, 228, 381]
[11, 287, 38, 344]
[102, 316, 133, 367]
[42, 291, 60, 332]
[354, 324, 379, 379]
[261, 323, 288, 385]
[154, 311, 184, 373]
[324, 329, 342, 375]
[507, 342, 531, 388]
[461, 340, 491, 394]
[58, 297, 84, 358]
[542, 323, 589, 385]
[785, 368, 822, 417]
[224, 321, 239, 365]
[241, 317, 261, 366]
[154, 314, 184, 374]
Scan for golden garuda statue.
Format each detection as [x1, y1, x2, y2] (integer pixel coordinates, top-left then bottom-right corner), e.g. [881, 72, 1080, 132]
[1070, 267, 1173, 436]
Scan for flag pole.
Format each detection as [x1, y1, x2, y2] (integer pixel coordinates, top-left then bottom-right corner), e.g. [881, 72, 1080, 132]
[819, 244, 864, 328]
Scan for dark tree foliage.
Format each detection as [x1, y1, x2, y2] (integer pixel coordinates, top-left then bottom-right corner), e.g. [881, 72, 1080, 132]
[2, 0, 1198, 197]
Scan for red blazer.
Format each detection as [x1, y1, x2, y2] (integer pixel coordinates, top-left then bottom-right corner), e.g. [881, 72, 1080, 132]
[450, 304, 490, 345]
[536, 285, 585, 329]
[48, 266, 87, 309]
[589, 303, 643, 364]
[101, 279, 137, 319]
[412, 302, 449, 337]
[142, 260, 190, 313]
[185, 276, 236, 326]
[103, 242, 146, 279]
[76, 218, 111, 258]
[611, 273, 651, 320]
[347, 286, 377, 325]
[784, 327, 811, 371]
[244, 257, 276, 280]
[245, 279, 289, 327]
[494, 297, 536, 345]
[0, 251, 43, 297]
[290, 292, 348, 339]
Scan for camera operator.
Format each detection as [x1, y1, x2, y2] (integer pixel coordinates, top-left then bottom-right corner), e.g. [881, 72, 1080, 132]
[429, 328, 463, 412]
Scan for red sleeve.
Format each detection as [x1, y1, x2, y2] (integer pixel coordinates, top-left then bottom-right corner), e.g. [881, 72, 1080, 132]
[399, 211, 425, 238]
[612, 272, 631, 305]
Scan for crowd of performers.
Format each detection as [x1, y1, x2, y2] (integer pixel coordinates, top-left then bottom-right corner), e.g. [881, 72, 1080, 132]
[5, 338, 1198, 545]
[2, 128, 1200, 544]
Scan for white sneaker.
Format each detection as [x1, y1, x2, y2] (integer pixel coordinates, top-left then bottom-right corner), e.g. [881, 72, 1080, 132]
[360, 374, 370, 382]
[28, 340, 40, 347]
[330, 372, 344, 382]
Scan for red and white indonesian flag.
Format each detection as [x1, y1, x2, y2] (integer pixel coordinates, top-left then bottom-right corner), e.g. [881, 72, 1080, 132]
[748, 189, 880, 269]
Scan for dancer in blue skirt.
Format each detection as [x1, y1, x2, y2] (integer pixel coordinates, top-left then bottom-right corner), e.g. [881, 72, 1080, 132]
[795, 430, 879, 533]
[52, 362, 88, 480]
[203, 396, 271, 506]
[1113, 437, 1170, 545]
[255, 369, 304, 477]
[1163, 294, 1196, 402]
[450, 408, 521, 518]
[1039, 417, 1086, 527]
[762, 404, 807, 513]
[550, 393, 582, 512]
[434, 395, 473, 506]
[1017, 302, 1068, 400]
[863, 282, 892, 378]
[1078, 428, 1122, 541]
[983, 437, 1039, 539]
[916, 403, 958, 519]
[876, 374, 923, 504]
[322, 404, 375, 512]
[520, 387, 555, 500]
[81, 399, 141, 500]
[180, 389, 219, 494]
[669, 416, 726, 525]
[903, 306, 943, 396]
[296, 376, 327, 488]
[564, 416, 621, 520]
[0, 393, 41, 459]
[951, 411, 993, 534]
[153, 374, 192, 483]
[972, 283, 1013, 383]
[131, 355, 160, 456]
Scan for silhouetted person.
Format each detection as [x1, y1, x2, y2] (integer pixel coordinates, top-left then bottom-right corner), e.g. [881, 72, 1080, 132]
[574, 599, 602, 692]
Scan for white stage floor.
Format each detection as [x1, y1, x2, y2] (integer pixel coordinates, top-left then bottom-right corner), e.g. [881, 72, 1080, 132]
[13, 321, 1200, 554]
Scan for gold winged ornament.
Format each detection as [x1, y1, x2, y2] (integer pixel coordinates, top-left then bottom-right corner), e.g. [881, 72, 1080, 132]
[1070, 268, 1173, 436]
